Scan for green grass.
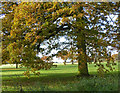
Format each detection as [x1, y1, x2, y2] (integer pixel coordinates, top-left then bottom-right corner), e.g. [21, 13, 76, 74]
[1, 62, 119, 91]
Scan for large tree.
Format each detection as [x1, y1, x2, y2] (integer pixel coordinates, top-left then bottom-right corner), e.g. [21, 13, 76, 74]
[2, 2, 119, 77]
[2, 2, 71, 76]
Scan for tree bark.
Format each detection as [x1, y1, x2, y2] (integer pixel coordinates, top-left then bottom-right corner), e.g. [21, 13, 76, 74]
[118, 51, 120, 62]
[75, 6, 89, 76]
[64, 59, 66, 65]
[72, 60, 74, 65]
[77, 32, 89, 76]
[16, 63, 18, 69]
[71, 47, 74, 65]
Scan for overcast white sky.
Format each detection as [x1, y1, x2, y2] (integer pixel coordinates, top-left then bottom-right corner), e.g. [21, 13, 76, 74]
[38, 37, 118, 63]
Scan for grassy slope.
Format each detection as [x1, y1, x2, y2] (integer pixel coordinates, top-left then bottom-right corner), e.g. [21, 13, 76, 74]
[1, 62, 119, 91]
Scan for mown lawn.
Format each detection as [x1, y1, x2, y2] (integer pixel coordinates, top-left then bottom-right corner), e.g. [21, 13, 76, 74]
[0, 62, 119, 92]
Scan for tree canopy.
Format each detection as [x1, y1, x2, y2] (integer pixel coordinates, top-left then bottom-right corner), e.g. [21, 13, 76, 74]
[2, 2, 119, 77]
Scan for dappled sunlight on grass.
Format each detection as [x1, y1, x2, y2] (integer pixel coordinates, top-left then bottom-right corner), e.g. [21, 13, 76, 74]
[1, 62, 119, 91]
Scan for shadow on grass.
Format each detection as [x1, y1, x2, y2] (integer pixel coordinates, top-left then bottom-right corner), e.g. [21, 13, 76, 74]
[2, 63, 119, 88]
[1, 69, 26, 72]
[2, 72, 78, 86]
[2, 71, 119, 87]
[1, 68, 61, 72]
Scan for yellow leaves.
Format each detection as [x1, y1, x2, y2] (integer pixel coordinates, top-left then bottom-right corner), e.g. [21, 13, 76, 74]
[61, 17, 69, 23]
[36, 36, 40, 39]
[72, 5, 78, 10]
[111, 54, 118, 60]
[47, 8, 54, 12]
[11, 4, 16, 10]
[53, 7, 71, 17]
[25, 33, 34, 42]
[52, 12, 57, 18]
[73, 15, 77, 18]
[53, 2, 58, 9]
[32, 36, 42, 46]
[59, 9, 63, 13]
[41, 21, 49, 28]
[32, 39, 37, 46]
[26, 17, 33, 26]
[10, 31, 16, 38]
[63, 7, 70, 14]
[31, 68, 38, 72]
[7, 42, 14, 52]
[77, 13, 83, 18]
[23, 71, 30, 79]
[59, 22, 62, 25]
[13, 18, 19, 27]
[69, 9, 74, 15]
[25, 33, 30, 39]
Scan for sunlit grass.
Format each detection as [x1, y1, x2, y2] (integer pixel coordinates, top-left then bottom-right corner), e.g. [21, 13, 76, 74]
[1, 62, 119, 91]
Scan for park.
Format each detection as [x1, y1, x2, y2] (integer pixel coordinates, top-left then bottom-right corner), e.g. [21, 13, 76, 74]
[1, 62, 119, 91]
[1, 2, 120, 92]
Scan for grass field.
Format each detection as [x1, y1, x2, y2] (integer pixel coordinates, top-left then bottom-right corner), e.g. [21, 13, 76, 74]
[0, 62, 119, 92]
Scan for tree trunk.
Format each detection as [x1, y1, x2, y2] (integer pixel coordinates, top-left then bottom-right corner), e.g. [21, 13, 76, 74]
[71, 39, 74, 65]
[77, 32, 89, 76]
[64, 60, 66, 65]
[72, 60, 74, 65]
[118, 51, 120, 62]
[71, 48, 74, 65]
[75, 7, 89, 76]
[16, 63, 18, 69]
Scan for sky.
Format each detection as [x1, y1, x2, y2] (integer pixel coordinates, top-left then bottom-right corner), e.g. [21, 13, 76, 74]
[0, 14, 5, 19]
[38, 37, 118, 63]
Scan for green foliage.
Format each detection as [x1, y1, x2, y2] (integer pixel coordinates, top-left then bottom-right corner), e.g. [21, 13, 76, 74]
[2, 2, 119, 77]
